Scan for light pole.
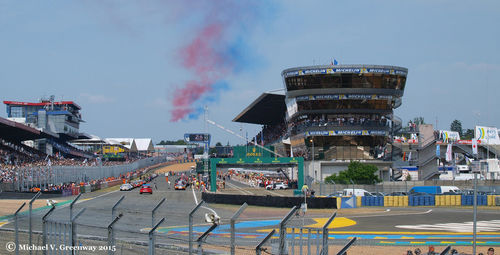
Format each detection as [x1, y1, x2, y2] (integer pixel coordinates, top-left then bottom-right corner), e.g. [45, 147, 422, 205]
[310, 138, 315, 182]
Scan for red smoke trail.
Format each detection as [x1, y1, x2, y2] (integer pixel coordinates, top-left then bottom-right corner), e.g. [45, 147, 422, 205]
[170, 80, 212, 122]
[170, 23, 229, 121]
[169, 1, 268, 121]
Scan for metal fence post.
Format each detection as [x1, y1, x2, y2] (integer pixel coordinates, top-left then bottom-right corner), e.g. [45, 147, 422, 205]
[321, 212, 336, 255]
[29, 191, 41, 255]
[230, 203, 248, 255]
[42, 206, 56, 255]
[256, 230, 276, 255]
[335, 237, 357, 255]
[152, 198, 166, 228]
[439, 245, 451, 255]
[71, 208, 86, 255]
[149, 218, 165, 255]
[108, 213, 123, 255]
[14, 202, 26, 255]
[69, 193, 82, 222]
[189, 201, 204, 255]
[111, 195, 125, 220]
[196, 223, 218, 255]
[279, 206, 298, 255]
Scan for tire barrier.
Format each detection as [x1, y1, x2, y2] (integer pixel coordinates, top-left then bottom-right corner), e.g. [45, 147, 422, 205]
[361, 196, 384, 206]
[201, 192, 337, 209]
[383, 196, 409, 207]
[435, 195, 461, 206]
[461, 195, 488, 206]
[357, 194, 500, 207]
[408, 196, 434, 206]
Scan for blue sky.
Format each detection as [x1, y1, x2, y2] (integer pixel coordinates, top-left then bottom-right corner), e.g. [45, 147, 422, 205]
[1, 1, 499, 145]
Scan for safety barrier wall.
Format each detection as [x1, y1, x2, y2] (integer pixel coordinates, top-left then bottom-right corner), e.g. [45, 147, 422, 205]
[10, 156, 168, 192]
[358, 194, 499, 207]
[202, 192, 338, 209]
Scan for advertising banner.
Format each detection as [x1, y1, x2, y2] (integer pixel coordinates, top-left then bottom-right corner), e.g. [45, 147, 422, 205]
[475, 126, 500, 145]
[283, 67, 407, 78]
[295, 94, 392, 101]
[439, 130, 460, 143]
[305, 130, 387, 136]
[285, 98, 298, 118]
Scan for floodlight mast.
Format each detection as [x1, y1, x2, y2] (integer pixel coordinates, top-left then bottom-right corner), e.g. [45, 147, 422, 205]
[206, 119, 284, 158]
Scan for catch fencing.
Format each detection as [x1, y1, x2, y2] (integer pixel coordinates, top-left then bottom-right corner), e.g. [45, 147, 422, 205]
[313, 180, 500, 196]
[3, 192, 359, 255]
[1, 157, 167, 192]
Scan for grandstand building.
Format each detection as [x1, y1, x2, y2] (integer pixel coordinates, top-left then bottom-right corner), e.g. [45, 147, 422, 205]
[4, 97, 84, 139]
[234, 64, 408, 182]
[3, 97, 90, 157]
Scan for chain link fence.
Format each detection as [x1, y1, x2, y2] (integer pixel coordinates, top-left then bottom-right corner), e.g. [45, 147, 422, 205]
[1, 157, 167, 192]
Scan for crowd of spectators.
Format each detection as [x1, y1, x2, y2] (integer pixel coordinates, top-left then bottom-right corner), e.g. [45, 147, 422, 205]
[24, 163, 155, 193]
[229, 170, 290, 189]
[290, 114, 390, 135]
[251, 123, 288, 146]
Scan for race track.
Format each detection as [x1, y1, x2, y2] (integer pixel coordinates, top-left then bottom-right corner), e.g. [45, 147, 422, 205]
[1, 174, 500, 254]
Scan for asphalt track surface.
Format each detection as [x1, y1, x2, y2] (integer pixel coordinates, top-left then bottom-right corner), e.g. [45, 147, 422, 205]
[1, 176, 500, 252]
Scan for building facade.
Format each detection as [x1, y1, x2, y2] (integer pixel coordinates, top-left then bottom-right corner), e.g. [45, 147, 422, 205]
[282, 65, 407, 162]
[4, 98, 83, 139]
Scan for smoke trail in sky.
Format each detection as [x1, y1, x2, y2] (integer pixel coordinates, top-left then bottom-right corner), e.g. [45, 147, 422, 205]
[169, 1, 274, 121]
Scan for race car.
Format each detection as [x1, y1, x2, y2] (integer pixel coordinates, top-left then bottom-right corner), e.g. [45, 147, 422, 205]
[120, 183, 133, 191]
[174, 180, 187, 190]
[139, 184, 153, 194]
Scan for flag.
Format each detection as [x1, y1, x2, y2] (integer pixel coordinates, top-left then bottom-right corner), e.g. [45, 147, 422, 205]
[261, 130, 264, 145]
[472, 139, 478, 155]
[334, 59, 338, 65]
[446, 144, 452, 162]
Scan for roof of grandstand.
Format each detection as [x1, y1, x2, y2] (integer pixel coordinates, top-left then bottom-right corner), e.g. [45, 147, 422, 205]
[135, 138, 154, 152]
[3, 100, 82, 110]
[0, 117, 57, 142]
[105, 138, 138, 152]
[233, 92, 286, 125]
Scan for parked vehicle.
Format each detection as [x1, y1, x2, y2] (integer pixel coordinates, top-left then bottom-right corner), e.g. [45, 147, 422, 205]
[342, 188, 371, 197]
[388, 191, 408, 196]
[274, 183, 287, 190]
[409, 186, 460, 195]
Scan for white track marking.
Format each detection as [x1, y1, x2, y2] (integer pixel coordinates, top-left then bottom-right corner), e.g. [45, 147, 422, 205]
[191, 186, 218, 216]
[396, 220, 500, 232]
[226, 181, 254, 195]
[349, 209, 432, 218]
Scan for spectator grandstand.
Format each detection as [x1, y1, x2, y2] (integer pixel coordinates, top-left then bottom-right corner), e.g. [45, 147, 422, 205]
[234, 64, 408, 182]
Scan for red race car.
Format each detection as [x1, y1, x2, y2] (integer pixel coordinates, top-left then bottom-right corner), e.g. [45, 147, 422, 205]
[139, 184, 153, 194]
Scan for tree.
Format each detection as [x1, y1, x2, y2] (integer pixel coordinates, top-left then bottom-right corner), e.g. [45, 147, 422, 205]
[462, 129, 475, 140]
[215, 142, 223, 146]
[413, 117, 425, 125]
[450, 119, 463, 136]
[324, 161, 381, 184]
[157, 139, 187, 145]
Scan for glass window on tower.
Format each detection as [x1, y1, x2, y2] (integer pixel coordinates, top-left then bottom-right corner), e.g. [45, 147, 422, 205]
[10, 106, 24, 118]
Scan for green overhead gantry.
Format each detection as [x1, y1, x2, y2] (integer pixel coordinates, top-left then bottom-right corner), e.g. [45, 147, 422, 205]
[209, 157, 304, 192]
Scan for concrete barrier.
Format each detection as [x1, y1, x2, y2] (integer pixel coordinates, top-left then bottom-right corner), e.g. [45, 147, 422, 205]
[201, 193, 337, 209]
